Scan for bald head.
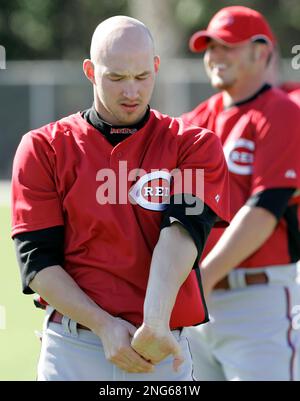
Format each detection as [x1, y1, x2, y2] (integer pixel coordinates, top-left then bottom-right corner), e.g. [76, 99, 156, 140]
[83, 16, 159, 126]
[90, 16, 155, 64]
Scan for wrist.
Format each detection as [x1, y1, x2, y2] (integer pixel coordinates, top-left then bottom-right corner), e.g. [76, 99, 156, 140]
[143, 288, 175, 332]
[89, 308, 114, 335]
[142, 317, 170, 332]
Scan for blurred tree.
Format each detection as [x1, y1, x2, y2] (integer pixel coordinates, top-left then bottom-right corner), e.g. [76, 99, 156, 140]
[0, 0, 128, 59]
[0, 0, 299, 59]
[128, 0, 182, 58]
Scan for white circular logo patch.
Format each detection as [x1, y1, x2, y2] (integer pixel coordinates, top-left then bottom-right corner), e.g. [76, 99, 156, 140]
[129, 171, 171, 211]
[224, 138, 255, 175]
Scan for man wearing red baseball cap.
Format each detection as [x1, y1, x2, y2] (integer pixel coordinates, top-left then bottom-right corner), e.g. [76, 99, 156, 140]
[182, 6, 300, 381]
[189, 6, 276, 52]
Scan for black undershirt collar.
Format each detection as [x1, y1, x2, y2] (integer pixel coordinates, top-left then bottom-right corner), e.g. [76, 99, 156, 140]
[224, 83, 272, 110]
[82, 104, 150, 146]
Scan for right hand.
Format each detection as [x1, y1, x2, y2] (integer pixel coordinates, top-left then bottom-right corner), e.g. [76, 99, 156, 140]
[94, 316, 155, 374]
[131, 323, 184, 372]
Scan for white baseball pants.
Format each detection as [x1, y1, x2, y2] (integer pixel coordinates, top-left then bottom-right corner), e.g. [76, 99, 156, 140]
[37, 307, 193, 381]
[185, 264, 300, 381]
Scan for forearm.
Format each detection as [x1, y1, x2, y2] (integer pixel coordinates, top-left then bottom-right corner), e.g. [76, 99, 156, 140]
[143, 222, 197, 329]
[202, 205, 277, 288]
[31, 265, 155, 373]
[30, 265, 112, 333]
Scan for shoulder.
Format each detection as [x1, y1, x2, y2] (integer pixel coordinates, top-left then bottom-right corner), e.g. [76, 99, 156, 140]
[279, 81, 300, 95]
[249, 88, 300, 147]
[150, 108, 217, 143]
[16, 112, 85, 159]
[261, 87, 300, 112]
[288, 89, 300, 106]
[26, 112, 84, 141]
[148, 108, 184, 138]
[180, 93, 223, 125]
[252, 87, 300, 124]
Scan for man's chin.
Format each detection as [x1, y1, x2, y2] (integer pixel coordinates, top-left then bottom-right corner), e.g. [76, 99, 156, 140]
[210, 78, 234, 91]
[117, 108, 147, 125]
[114, 113, 142, 126]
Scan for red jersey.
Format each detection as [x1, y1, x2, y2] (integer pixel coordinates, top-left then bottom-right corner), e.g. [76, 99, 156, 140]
[11, 109, 230, 328]
[280, 82, 300, 106]
[182, 87, 300, 268]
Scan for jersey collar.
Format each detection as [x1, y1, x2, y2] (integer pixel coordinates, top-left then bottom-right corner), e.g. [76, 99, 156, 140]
[224, 83, 272, 109]
[82, 104, 151, 136]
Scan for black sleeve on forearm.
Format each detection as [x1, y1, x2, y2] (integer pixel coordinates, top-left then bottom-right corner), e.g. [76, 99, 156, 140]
[161, 194, 217, 268]
[13, 226, 64, 294]
[246, 188, 296, 221]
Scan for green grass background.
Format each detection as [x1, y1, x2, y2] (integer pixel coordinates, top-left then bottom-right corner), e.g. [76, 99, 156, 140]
[0, 206, 44, 380]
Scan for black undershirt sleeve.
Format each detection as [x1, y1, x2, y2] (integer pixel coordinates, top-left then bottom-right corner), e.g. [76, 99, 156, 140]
[246, 188, 296, 221]
[13, 226, 64, 294]
[161, 194, 217, 268]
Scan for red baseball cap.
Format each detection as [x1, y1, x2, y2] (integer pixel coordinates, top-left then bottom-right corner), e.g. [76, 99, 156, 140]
[189, 6, 276, 53]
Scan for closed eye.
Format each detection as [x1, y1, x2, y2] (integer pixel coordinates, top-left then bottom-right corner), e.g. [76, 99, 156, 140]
[136, 73, 150, 80]
[106, 72, 151, 81]
[108, 75, 124, 81]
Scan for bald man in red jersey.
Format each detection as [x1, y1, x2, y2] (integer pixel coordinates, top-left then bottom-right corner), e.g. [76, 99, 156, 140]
[11, 16, 229, 381]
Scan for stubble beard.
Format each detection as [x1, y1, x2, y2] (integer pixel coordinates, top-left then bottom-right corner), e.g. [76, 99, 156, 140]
[210, 74, 236, 91]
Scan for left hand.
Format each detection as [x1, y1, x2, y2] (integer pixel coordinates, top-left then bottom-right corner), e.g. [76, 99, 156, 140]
[131, 323, 184, 372]
[95, 316, 155, 373]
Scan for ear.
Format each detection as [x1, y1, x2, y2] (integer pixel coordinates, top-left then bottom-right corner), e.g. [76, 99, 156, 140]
[83, 59, 95, 84]
[264, 46, 273, 64]
[254, 43, 270, 63]
[253, 45, 261, 61]
[154, 55, 160, 73]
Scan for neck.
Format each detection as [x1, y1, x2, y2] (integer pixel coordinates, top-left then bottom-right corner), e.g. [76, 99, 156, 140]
[222, 75, 266, 108]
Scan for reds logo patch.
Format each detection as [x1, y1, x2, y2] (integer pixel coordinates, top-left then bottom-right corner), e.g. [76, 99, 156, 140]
[129, 171, 171, 211]
[224, 138, 255, 175]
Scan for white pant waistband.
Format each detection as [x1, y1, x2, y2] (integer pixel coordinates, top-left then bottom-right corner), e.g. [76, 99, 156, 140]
[223, 263, 298, 290]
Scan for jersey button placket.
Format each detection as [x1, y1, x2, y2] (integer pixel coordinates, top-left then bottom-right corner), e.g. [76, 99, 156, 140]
[111, 148, 125, 174]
